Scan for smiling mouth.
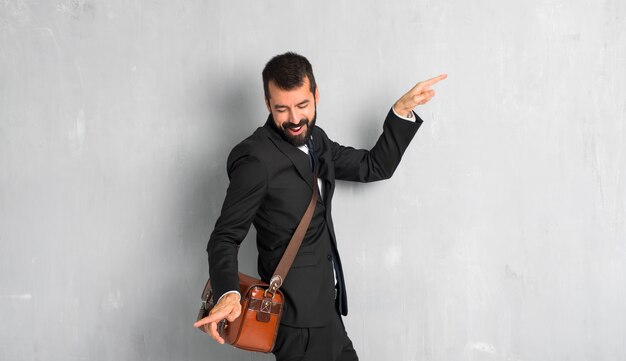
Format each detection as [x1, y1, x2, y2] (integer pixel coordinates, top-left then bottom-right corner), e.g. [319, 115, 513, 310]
[288, 125, 304, 134]
[285, 120, 307, 135]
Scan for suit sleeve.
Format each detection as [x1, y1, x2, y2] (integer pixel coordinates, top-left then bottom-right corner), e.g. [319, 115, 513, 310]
[330, 108, 423, 182]
[206, 143, 268, 301]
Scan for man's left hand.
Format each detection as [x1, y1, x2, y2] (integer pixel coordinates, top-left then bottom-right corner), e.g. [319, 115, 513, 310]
[393, 74, 448, 117]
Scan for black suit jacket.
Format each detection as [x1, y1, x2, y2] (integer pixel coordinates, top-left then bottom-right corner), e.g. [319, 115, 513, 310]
[207, 108, 422, 327]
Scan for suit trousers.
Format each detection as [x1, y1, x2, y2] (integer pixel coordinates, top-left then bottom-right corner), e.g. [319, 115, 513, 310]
[272, 311, 359, 361]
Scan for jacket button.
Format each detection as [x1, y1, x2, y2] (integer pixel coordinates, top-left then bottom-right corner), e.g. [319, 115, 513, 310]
[327, 254, 332, 261]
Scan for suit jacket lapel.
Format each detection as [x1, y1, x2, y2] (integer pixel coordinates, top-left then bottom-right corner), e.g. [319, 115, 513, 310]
[263, 115, 315, 191]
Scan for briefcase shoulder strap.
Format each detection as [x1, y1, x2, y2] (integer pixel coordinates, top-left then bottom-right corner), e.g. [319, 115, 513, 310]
[268, 174, 318, 293]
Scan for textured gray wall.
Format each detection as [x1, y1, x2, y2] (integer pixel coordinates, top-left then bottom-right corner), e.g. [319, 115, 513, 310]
[1, 0, 625, 360]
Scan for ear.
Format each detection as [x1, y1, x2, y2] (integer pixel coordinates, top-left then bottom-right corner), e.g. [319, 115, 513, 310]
[265, 97, 271, 113]
[314, 86, 320, 104]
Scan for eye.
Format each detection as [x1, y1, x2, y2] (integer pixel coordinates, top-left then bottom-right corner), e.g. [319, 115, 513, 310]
[297, 104, 308, 109]
[276, 109, 286, 113]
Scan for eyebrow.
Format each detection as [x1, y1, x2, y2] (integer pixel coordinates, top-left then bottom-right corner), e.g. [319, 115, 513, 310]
[273, 100, 309, 109]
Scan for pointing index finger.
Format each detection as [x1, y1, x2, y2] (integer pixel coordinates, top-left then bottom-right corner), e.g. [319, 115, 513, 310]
[422, 73, 448, 87]
[193, 311, 226, 328]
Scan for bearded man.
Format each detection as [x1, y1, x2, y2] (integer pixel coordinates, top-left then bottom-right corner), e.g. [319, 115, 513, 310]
[194, 52, 446, 361]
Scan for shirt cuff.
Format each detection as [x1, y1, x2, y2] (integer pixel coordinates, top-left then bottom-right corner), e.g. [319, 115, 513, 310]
[217, 290, 241, 304]
[392, 107, 416, 121]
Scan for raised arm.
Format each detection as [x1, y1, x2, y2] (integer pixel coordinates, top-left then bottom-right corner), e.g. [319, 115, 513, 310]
[330, 74, 447, 182]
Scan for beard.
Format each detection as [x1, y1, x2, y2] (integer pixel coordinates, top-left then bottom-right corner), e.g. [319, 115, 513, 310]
[278, 110, 317, 147]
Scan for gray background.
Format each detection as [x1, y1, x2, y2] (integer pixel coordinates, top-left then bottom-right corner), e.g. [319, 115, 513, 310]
[1, 0, 625, 360]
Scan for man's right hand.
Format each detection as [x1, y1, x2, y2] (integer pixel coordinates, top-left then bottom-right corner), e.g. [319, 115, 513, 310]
[193, 292, 242, 344]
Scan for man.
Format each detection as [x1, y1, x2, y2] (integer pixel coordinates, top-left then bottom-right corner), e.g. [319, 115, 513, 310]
[194, 52, 446, 360]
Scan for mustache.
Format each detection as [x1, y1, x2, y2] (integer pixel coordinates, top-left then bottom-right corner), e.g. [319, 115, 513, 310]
[283, 119, 308, 130]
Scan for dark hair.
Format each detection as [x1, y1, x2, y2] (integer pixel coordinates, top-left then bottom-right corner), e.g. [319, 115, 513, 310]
[262, 52, 316, 99]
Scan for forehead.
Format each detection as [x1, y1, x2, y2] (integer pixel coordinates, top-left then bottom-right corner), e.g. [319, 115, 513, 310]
[267, 77, 313, 104]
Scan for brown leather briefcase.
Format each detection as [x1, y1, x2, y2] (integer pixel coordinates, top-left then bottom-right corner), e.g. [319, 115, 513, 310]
[197, 272, 284, 352]
[196, 175, 319, 353]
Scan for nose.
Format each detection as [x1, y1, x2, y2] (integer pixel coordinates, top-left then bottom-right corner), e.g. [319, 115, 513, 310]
[288, 108, 299, 124]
